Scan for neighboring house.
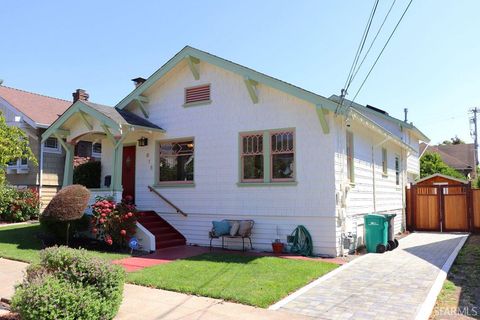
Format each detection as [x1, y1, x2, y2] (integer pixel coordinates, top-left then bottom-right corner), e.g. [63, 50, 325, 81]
[40, 46, 429, 256]
[420, 143, 476, 178]
[0, 85, 102, 207]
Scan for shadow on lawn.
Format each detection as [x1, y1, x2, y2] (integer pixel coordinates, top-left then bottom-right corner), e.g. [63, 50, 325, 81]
[0, 224, 43, 250]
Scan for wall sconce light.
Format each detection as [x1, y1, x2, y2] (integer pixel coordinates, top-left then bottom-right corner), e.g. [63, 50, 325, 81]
[138, 137, 148, 147]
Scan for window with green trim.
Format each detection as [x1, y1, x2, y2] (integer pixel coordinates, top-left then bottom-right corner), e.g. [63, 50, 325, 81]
[240, 129, 295, 183]
[158, 140, 194, 183]
[241, 133, 264, 182]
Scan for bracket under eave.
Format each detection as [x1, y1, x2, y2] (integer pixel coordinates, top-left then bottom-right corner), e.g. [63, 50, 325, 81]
[316, 105, 330, 134]
[79, 111, 93, 130]
[186, 55, 200, 80]
[244, 77, 259, 104]
[134, 98, 150, 118]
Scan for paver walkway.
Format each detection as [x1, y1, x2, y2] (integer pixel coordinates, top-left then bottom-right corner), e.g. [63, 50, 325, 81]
[276, 232, 468, 320]
[0, 257, 309, 319]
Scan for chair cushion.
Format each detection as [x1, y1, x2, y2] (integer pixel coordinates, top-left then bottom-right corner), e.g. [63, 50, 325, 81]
[212, 220, 231, 237]
[230, 221, 240, 236]
[238, 220, 253, 237]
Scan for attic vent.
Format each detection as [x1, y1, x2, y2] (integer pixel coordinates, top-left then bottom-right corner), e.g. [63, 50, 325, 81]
[185, 84, 210, 105]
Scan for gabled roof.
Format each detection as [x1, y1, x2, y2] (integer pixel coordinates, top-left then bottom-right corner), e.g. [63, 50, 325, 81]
[329, 95, 430, 143]
[116, 46, 337, 111]
[42, 100, 164, 142]
[0, 85, 71, 128]
[415, 173, 468, 185]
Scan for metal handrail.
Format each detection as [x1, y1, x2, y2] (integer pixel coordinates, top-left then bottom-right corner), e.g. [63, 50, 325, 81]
[147, 185, 187, 217]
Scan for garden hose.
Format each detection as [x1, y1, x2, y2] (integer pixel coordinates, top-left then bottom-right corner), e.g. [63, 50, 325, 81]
[289, 225, 313, 257]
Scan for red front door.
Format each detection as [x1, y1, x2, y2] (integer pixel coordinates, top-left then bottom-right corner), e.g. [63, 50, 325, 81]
[122, 146, 136, 203]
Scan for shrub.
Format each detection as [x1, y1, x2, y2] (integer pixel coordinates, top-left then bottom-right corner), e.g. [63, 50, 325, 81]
[41, 185, 90, 245]
[40, 214, 90, 244]
[11, 246, 125, 320]
[90, 196, 137, 248]
[0, 186, 39, 222]
[73, 161, 101, 188]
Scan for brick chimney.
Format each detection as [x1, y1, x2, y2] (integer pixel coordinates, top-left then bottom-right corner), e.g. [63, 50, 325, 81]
[72, 89, 89, 102]
[132, 77, 146, 88]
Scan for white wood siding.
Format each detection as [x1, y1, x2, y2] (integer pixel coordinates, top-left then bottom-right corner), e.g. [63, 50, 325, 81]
[125, 60, 338, 256]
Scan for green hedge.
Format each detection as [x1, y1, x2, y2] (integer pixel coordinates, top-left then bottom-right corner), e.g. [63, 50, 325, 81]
[12, 246, 125, 320]
[73, 161, 101, 188]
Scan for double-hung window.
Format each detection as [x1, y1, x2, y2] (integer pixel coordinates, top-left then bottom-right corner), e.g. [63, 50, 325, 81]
[240, 129, 295, 184]
[158, 140, 194, 183]
[382, 148, 388, 176]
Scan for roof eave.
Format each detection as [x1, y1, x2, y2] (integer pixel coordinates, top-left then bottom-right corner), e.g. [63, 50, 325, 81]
[115, 46, 337, 112]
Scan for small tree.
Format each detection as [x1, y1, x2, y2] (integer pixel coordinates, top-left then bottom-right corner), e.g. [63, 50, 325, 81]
[441, 136, 465, 145]
[420, 152, 466, 179]
[41, 185, 90, 245]
[0, 112, 37, 184]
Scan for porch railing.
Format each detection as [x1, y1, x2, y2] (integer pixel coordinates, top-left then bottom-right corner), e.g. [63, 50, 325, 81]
[147, 185, 188, 217]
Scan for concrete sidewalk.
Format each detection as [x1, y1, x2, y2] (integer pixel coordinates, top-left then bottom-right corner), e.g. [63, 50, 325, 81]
[0, 258, 308, 320]
[273, 232, 468, 320]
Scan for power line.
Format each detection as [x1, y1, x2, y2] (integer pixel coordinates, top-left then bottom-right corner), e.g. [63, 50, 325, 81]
[350, 0, 397, 85]
[349, 0, 415, 105]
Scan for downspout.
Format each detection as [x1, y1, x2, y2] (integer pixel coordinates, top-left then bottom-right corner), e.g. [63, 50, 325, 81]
[372, 136, 391, 212]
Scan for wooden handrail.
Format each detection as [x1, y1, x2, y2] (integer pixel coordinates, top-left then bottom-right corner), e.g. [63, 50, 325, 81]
[147, 185, 187, 217]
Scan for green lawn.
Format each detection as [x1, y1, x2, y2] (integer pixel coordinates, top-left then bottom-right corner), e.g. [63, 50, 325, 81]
[127, 253, 338, 308]
[0, 223, 129, 263]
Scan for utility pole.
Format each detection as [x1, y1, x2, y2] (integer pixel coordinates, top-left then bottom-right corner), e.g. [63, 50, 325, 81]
[470, 108, 479, 170]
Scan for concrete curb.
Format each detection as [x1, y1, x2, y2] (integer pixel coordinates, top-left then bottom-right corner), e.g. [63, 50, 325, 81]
[414, 233, 469, 320]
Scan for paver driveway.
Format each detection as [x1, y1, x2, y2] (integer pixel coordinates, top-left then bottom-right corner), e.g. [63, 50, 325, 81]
[276, 232, 468, 320]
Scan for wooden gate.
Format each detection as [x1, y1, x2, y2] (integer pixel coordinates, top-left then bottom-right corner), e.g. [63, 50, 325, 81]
[407, 184, 477, 232]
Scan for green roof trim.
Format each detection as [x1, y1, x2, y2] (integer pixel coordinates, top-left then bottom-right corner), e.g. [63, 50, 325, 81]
[115, 46, 338, 111]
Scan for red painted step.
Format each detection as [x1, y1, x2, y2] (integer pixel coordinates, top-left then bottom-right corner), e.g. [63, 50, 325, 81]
[137, 211, 186, 250]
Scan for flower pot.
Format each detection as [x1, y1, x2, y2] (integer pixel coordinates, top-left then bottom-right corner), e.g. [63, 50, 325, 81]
[272, 242, 284, 254]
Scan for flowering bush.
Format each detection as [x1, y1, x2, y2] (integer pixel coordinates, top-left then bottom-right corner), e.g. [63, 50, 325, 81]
[90, 196, 137, 248]
[0, 186, 39, 222]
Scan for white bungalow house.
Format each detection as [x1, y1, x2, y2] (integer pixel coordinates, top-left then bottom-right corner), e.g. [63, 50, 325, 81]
[41, 46, 429, 257]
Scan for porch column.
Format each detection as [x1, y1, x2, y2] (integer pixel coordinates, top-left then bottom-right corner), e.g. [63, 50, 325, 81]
[112, 145, 123, 192]
[55, 133, 74, 187]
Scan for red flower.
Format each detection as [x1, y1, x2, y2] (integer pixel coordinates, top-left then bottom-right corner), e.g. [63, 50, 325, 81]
[99, 218, 105, 224]
[120, 230, 127, 236]
[127, 212, 133, 217]
[92, 228, 98, 234]
[100, 213, 107, 218]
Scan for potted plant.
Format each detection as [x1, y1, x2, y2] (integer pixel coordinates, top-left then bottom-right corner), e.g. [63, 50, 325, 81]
[272, 239, 284, 254]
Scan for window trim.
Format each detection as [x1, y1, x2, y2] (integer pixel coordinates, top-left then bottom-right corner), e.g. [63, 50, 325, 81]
[239, 131, 265, 183]
[346, 130, 355, 184]
[155, 137, 195, 186]
[183, 84, 212, 107]
[238, 128, 296, 185]
[382, 147, 388, 176]
[91, 142, 102, 158]
[43, 137, 62, 154]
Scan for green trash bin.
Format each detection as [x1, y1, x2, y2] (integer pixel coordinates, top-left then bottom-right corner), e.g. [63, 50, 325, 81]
[364, 214, 389, 253]
[382, 213, 399, 250]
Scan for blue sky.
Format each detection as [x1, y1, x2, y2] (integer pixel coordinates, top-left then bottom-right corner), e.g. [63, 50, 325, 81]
[1, 1, 478, 144]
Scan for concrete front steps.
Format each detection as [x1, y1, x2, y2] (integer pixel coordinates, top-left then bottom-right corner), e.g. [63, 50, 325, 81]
[137, 211, 186, 250]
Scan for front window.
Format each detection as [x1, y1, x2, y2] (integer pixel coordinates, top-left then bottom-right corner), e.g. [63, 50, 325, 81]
[241, 134, 264, 181]
[271, 131, 294, 181]
[159, 140, 194, 183]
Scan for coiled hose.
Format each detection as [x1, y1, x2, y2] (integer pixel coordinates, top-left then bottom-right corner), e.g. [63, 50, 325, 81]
[289, 225, 313, 257]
